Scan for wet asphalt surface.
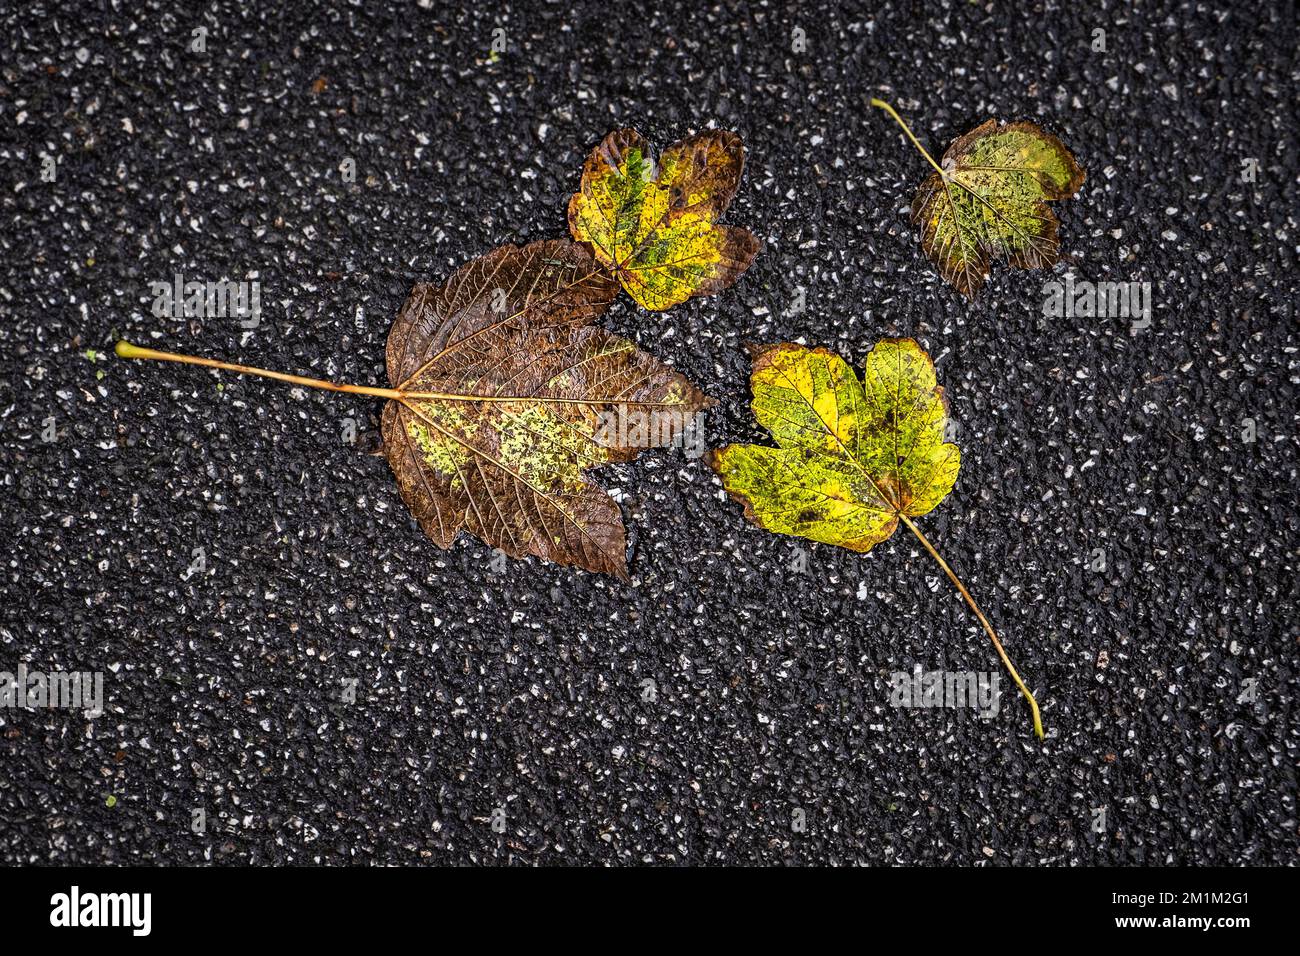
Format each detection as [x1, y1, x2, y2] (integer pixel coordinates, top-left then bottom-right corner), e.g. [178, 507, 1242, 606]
[1, 1, 1296, 865]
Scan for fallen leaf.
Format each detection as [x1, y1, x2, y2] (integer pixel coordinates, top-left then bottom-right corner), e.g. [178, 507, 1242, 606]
[568, 128, 760, 310]
[384, 239, 710, 578]
[116, 239, 710, 579]
[709, 338, 1043, 738]
[872, 99, 1085, 298]
[708, 339, 959, 550]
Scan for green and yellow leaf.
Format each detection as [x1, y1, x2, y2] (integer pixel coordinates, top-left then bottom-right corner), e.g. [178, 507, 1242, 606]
[873, 101, 1085, 298]
[708, 338, 959, 551]
[708, 336, 1044, 739]
[568, 128, 760, 311]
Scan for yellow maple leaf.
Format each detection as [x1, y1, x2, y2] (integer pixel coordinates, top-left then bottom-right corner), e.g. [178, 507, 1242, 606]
[710, 338, 1044, 739]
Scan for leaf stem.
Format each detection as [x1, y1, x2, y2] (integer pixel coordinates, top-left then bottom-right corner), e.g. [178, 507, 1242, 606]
[115, 340, 407, 400]
[114, 340, 697, 408]
[899, 513, 1044, 740]
[870, 98, 947, 179]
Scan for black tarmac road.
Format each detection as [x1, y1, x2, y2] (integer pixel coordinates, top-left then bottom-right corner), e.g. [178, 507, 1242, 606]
[1, 0, 1296, 864]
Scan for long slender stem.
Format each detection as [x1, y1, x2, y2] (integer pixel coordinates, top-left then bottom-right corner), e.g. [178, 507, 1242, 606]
[900, 513, 1044, 740]
[115, 340, 687, 408]
[115, 340, 407, 399]
[870, 98, 947, 179]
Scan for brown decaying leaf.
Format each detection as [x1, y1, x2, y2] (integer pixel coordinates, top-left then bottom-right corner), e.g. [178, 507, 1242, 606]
[116, 238, 710, 579]
[382, 238, 711, 579]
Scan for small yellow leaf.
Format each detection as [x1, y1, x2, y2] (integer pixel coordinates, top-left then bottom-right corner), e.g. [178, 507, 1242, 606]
[567, 129, 759, 311]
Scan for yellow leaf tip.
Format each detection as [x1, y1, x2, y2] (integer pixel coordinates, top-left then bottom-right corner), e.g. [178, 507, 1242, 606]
[703, 446, 726, 474]
[115, 340, 144, 359]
